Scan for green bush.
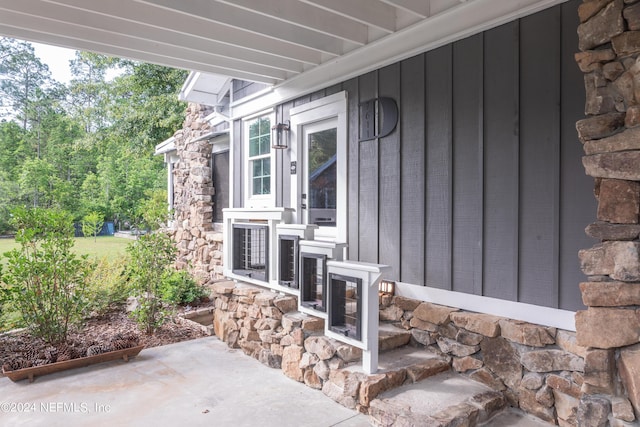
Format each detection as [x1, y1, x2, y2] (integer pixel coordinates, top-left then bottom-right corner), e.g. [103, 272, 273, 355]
[126, 231, 176, 334]
[82, 211, 104, 242]
[1, 207, 90, 344]
[160, 270, 207, 305]
[85, 257, 130, 316]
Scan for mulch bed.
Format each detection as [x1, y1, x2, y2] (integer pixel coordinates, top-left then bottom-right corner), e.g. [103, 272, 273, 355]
[1, 307, 210, 373]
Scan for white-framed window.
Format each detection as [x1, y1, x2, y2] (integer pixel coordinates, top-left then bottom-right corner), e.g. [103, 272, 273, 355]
[244, 113, 275, 207]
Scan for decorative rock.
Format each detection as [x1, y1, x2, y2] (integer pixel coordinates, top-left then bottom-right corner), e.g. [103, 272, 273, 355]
[582, 348, 617, 395]
[436, 337, 479, 357]
[255, 318, 280, 331]
[282, 345, 304, 382]
[577, 307, 640, 348]
[254, 292, 276, 306]
[431, 402, 480, 426]
[358, 370, 406, 407]
[313, 360, 330, 382]
[579, 241, 640, 281]
[585, 221, 640, 240]
[596, 179, 640, 224]
[456, 329, 484, 346]
[612, 396, 636, 422]
[580, 281, 640, 306]
[578, 0, 617, 23]
[408, 317, 438, 332]
[577, 395, 611, 427]
[392, 296, 420, 311]
[619, 343, 640, 416]
[547, 374, 582, 399]
[450, 312, 501, 338]
[299, 352, 319, 369]
[303, 369, 322, 389]
[586, 127, 640, 156]
[521, 373, 545, 390]
[273, 296, 297, 313]
[520, 350, 585, 373]
[468, 391, 507, 424]
[302, 316, 324, 331]
[575, 49, 616, 72]
[211, 281, 235, 294]
[627, 105, 640, 127]
[535, 385, 554, 408]
[413, 302, 458, 325]
[604, 61, 626, 81]
[379, 305, 404, 321]
[281, 313, 303, 332]
[452, 356, 483, 372]
[518, 387, 557, 424]
[257, 348, 282, 369]
[583, 151, 640, 180]
[553, 390, 579, 425]
[411, 328, 435, 346]
[304, 336, 336, 360]
[578, 0, 625, 51]
[469, 367, 507, 391]
[335, 344, 362, 363]
[437, 323, 458, 340]
[480, 337, 522, 389]
[499, 319, 555, 347]
[556, 330, 587, 359]
[613, 31, 640, 57]
[261, 306, 283, 320]
[576, 111, 625, 141]
[585, 72, 616, 115]
[405, 359, 450, 383]
[322, 370, 364, 409]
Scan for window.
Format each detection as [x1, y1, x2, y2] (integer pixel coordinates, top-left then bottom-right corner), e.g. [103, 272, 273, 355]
[232, 223, 269, 282]
[247, 116, 271, 198]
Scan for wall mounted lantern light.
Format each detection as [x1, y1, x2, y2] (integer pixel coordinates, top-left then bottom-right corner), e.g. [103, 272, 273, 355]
[271, 120, 290, 149]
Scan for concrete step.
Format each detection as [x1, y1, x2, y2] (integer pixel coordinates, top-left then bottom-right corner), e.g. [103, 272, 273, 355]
[368, 371, 507, 427]
[378, 322, 411, 352]
[479, 408, 555, 427]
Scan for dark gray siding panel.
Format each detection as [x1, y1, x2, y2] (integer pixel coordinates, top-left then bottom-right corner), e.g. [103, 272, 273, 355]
[452, 34, 484, 295]
[560, 0, 595, 311]
[344, 78, 360, 261]
[232, 80, 269, 102]
[483, 21, 520, 301]
[379, 63, 402, 279]
[400, 55, 425, 285]
[358, 72, 379, 264]
[519, 6, 561, 307]
[425, 45, 453, 291]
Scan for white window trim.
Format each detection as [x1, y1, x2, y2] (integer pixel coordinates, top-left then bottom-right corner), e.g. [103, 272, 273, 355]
[290, 91, 348, 243]
[243, 110, 276, 208]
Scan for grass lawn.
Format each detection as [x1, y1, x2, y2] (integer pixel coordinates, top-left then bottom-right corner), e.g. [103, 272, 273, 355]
[0, 236, 130, 263]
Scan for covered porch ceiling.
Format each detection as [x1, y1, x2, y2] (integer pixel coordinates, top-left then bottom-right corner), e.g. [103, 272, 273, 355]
[0, 0, 568, 97]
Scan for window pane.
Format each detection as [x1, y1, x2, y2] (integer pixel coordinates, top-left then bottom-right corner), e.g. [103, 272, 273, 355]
[308, 128, 337, 210]
[260, 117, 271, 135]
[259, 135, 270, 155]
[249, 137, 260, 157]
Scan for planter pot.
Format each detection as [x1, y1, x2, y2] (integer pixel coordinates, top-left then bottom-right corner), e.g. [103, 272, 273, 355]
[2, 345, 144, 383]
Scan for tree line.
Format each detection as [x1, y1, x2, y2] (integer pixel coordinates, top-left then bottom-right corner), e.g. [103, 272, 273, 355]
[0, 37, 187, 233]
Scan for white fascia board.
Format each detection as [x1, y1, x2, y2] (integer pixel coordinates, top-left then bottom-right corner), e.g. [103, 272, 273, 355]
[180, 71, 232, 105]
[396, 282, 576, 331]
[154, 136, 176, 156]
[231, 0, 568, 119]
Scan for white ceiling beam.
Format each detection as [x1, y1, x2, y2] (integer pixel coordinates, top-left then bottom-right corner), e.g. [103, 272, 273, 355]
[3, 0, 303, 74]
[218, 0, 369, 45]
[43, 0, 323, 65]
[0, 24, 279, 84]
[300, 0, 397, 33]
[136, 0, 349, 56]
[379, 0, 430, 18]
[0, 7, 289, 81]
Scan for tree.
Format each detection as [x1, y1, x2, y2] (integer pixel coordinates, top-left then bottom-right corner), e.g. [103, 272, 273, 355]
[82, 211, 104, 242]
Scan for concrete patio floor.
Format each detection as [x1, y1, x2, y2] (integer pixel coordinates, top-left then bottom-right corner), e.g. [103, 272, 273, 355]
[0, 336, 371, 427]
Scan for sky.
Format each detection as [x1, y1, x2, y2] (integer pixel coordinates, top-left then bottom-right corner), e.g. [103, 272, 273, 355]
[31, 42, 77, 84]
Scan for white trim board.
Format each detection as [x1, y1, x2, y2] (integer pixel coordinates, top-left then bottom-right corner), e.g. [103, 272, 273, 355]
[396, 282, 576, 332]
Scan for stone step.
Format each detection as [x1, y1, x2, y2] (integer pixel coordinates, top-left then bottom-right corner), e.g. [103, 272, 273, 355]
[479, 407, 555, 427]
[378, 322, 412, 352]
[368, 371, 508, 427]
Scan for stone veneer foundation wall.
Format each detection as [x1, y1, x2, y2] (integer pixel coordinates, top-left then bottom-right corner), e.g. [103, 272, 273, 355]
[210, 280, 602, 425]
[574, 0, 640, 425]
[169, 103, 224, 283]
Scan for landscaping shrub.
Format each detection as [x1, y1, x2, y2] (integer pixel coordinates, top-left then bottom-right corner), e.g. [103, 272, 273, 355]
[82, 211, 104, 242]
[0, 208, 91, 344]
[160, 270, 208, 305]
[126, 231, 176, 334]
[85, 257, 129, 316]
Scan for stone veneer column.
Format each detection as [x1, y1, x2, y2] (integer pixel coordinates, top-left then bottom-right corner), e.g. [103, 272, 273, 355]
[575, 0, 640, 424]
[170, 103, 224, 283]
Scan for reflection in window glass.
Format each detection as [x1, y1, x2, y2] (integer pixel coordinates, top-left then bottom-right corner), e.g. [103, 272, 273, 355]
[248, 117, 271, 196]
[308, 128, 337, 225]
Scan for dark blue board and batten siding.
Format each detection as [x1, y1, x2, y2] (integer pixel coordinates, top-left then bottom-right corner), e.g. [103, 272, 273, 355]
[235, 0, 594, 311]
